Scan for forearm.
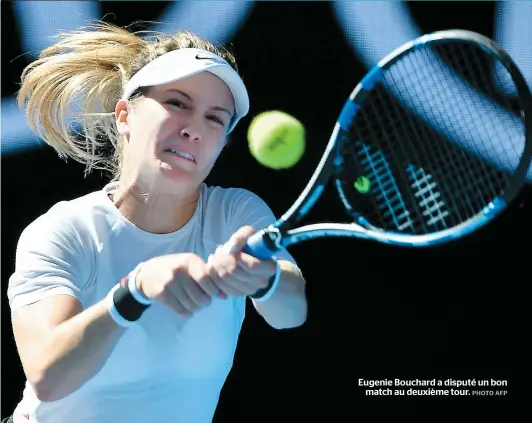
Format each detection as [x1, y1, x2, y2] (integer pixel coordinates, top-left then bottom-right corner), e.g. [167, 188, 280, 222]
[252, 261, 307, 329]
[34, 299, 126, 401]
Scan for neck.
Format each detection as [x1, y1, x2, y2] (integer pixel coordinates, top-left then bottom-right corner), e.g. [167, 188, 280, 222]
[111, 181, 200, 234]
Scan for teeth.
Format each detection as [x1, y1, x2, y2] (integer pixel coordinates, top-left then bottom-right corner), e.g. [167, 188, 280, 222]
[167, 148, 194, 162]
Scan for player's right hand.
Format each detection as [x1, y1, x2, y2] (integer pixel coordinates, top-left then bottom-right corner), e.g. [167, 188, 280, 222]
[135, 253, 221, 317]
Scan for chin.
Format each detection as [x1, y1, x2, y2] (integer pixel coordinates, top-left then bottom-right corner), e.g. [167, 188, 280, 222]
[157, 163, 204, 191]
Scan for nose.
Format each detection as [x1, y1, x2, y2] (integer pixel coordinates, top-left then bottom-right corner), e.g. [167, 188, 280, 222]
[179, 127, 201, 143]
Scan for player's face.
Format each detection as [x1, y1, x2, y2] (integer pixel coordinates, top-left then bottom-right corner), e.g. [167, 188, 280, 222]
[116, 71, 235, 195]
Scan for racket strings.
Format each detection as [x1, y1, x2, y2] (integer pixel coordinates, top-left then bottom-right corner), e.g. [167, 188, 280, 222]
[336, 41, 526, 235]
[403, 45, 508, 205]
[410, 42, 521, 189]
[370, 69, 464, 231]
[437, 41, 523, 167]
[434, 48, 513, 210]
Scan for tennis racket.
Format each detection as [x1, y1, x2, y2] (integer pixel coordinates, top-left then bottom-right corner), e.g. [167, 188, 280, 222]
[244, 29, 532, 260]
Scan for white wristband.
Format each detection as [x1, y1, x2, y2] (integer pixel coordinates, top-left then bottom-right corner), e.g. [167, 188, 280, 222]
[106, 284, 136, 328]
[253, 257, 281, 302]
[127, 262, 152, 306]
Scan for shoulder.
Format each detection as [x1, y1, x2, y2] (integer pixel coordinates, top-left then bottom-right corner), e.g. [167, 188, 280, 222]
[14, 185, 116, 268]
[8, 189, 107, 310]
[203, 185, 270, 212]
[19, 189, 105, 246]
[202, 184, 277, 231]
[202, 184, 274, 225]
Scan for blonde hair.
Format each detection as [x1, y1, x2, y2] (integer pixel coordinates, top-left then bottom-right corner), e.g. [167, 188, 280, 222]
[17, 21, 239, 179]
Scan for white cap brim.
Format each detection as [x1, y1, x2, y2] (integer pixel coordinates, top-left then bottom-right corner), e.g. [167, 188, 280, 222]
[122, 48, 249, 132]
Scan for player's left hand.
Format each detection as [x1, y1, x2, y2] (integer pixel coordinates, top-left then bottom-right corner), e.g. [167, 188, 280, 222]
[207, 226, 277, 297]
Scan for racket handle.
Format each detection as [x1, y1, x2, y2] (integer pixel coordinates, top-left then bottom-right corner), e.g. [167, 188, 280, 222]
[243, 229, 279, 260]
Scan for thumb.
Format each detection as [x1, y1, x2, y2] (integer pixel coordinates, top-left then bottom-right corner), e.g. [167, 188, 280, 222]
[222, 225, 255, 255]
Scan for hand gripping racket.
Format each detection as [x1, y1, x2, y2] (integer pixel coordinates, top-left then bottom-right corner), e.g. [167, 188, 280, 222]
[244, 29, 532, 260]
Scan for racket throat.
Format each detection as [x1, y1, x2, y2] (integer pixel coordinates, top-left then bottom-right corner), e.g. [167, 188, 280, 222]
[352, 214, 385, 233]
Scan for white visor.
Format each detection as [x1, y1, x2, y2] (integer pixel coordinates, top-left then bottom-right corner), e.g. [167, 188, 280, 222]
[122, 48, 249, 132]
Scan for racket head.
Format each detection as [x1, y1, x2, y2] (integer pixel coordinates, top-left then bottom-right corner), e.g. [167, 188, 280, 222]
[330, 29, 532, 245]
[245, 30, 532, 257]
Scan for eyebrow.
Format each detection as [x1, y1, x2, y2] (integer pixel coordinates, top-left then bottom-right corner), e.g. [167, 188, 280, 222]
[166, 89, 234, 118]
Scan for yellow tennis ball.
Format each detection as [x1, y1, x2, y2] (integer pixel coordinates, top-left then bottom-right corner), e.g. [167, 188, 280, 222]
[247, 111, 305, 169]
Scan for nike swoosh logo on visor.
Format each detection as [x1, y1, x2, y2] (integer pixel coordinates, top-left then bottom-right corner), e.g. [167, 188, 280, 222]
[195, 53, 225, 64]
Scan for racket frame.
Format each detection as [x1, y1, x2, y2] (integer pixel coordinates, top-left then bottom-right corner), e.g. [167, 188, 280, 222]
[244, 29, 532, 259]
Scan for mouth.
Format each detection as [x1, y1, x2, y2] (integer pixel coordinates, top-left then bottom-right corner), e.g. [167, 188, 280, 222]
[163, 147, 196, 164]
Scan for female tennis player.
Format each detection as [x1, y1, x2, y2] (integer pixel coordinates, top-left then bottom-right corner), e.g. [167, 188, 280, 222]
[5, 22, 307, 423]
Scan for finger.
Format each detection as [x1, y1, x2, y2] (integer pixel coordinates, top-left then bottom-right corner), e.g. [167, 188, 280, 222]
[207, 253, 228, 300]
[209, 247, 263, 296]
[221, 225, 256, 255]
[196, 273, 223, 298]
[207, 267, 244, 297]
[186, 258, 222, 301]
[236, 253, 262, 272]
[182, 276, 213, 308]
[213, 279, 248, 297]
[206, 260, 229, 299]
[207, 254, 228, 299]
[230, 267, 270, 292]
[237, 254, 277, 280]
[212, 264, 267, 296]
[207, 264, 248, 297]
[168, 277, 198, 314]
[160, 290, 192, 317]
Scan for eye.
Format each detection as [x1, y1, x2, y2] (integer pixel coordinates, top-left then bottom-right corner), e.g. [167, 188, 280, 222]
[207, 115, 225, 126]
[166, 100, 186, 108]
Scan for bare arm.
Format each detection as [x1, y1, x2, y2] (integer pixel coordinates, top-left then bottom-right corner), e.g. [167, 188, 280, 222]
[12, 295, 126, 402]
[12, 252, 220, 403]
[252, 260, 307, 329]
